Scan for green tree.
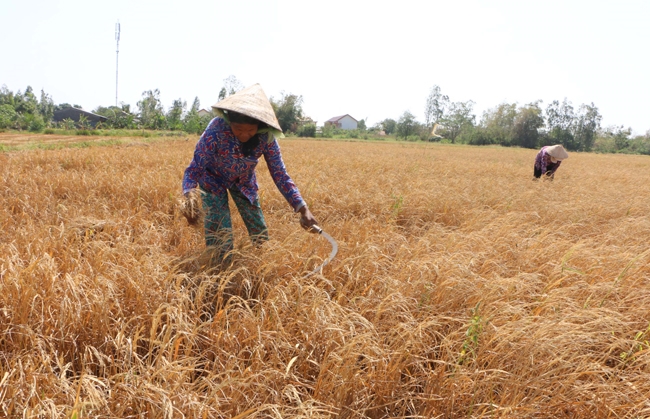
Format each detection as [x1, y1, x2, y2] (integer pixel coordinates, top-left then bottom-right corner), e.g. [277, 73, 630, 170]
[167, 98, 187, 131]
[14, 86, 39, 116]
[545, 99, 577, 150]
[189, 96, 200, 114]
[297, 123, 316, 137]
[480, 102, 517, 146]
[62, 118, 76, 130]
[573, 102, 601, 151]
[357, 119, 367, 131]
[381, 118, 396, 135]
[627, 132, 650, 155]
[614, 126, 632, 151]
[512, 101, 544, 149]
[137, 89, 166, 129]
[424, 85, 449, 127]
[396, 111, 417, 139]
[0, 85, 15, 107]
[27, 114, 45, 132]
[39, 89, 55, 124]
[0, 104, 17, 129]
[183, 96, 204, 134]
[218, 75, 244, 100]
[270, 93, 304, 133]
[94, 105, 135, 129]
[598, 125, 631, 152]
[441, 100, 475, 143]
[77, 114, 89, 130]
[54, 103, 77, 111]
[321, 124, 334, 138]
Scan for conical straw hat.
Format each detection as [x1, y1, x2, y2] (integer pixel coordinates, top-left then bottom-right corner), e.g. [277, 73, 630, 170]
[546, 144, 569, 160]
[212, 84, 282, 132]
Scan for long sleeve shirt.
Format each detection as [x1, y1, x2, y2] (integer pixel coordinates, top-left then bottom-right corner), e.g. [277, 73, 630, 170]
[534, 146, 561, 176]
[182, 117, 305, 211]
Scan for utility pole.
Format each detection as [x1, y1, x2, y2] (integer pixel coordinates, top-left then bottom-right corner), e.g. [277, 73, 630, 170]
[115, 21, 120, 107]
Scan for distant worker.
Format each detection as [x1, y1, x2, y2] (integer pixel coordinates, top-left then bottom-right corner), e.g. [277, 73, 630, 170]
[429, 123, 442, 140]
[180, 84, 318, 262]
[534, 144, 568, 180]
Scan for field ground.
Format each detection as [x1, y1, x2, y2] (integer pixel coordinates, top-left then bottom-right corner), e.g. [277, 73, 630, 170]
[0, 131, 189, 151]
[1, 134, 650, 418]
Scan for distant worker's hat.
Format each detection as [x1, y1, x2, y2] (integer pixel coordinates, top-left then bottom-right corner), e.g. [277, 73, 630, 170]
[546, 144, 569, 163]
[212, 84, 282, 132]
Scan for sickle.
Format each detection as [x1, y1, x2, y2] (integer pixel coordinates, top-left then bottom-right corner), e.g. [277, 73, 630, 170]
[304, 225, 338, 277]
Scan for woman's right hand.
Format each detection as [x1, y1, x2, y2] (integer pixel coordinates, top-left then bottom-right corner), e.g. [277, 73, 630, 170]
[181, 189, 201, 225]
[298, 205, 319, 232]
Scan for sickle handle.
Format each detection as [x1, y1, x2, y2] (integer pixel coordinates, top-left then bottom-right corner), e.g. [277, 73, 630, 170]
[308, 224, 323, 234]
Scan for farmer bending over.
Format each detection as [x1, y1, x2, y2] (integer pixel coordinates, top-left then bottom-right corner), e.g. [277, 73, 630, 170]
[181, 84, 318, 261]
[534, 144, 568, 180]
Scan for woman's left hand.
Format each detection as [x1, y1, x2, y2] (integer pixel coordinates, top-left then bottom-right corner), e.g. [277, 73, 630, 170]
[298, 205, 318, 231]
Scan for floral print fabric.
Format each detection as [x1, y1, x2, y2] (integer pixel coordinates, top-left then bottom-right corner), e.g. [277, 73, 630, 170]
[534, 146, 561, 177]
[182, 117, 305, 211]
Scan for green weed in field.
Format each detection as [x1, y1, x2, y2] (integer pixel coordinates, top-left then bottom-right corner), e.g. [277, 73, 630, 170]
[391, 194, 404, 218]
[621, 322, 650, 362]
[459, 302, 484, 364]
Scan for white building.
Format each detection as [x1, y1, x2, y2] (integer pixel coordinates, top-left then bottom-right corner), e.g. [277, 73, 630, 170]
[197, 109, 213, 118]
[324, 114, 358, 130]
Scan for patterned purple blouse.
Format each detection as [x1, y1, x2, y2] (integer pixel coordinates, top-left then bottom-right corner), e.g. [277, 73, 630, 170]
[534, 146, 561, 176]
[182, 117, 305, 211]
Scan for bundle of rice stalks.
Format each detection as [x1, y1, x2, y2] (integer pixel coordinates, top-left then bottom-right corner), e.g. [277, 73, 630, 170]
[66, 216, 111, 238]
[178, 188, 203, 226]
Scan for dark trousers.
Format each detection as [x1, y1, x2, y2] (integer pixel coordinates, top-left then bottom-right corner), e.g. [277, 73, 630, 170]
[534, 165, 557, 178]
[202, 187, 269, 258]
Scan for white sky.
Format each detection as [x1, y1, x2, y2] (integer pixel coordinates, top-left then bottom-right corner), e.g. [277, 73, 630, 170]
[1, 0, 648, 134]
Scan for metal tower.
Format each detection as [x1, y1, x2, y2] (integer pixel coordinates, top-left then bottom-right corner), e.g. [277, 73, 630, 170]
[115, 21, 121, 107]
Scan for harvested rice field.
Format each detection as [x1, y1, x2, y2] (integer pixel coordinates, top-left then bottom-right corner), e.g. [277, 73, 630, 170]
[0, 132, 123, 147]
[1, 136, 649, 418]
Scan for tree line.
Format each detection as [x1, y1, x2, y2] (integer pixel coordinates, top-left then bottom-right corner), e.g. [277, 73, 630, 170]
[0, 76, 310, 136]
[2, 79, 648, 155]
[371, 85, 649, 154]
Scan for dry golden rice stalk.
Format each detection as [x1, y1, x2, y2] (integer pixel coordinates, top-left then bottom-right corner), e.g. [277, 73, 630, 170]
[66, 216, 111, 239]
[178, 188, 203, 226]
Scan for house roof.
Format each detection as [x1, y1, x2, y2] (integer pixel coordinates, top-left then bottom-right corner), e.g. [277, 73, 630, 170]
[52, 107, 108, 122]
[326, 114, 358, 123]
